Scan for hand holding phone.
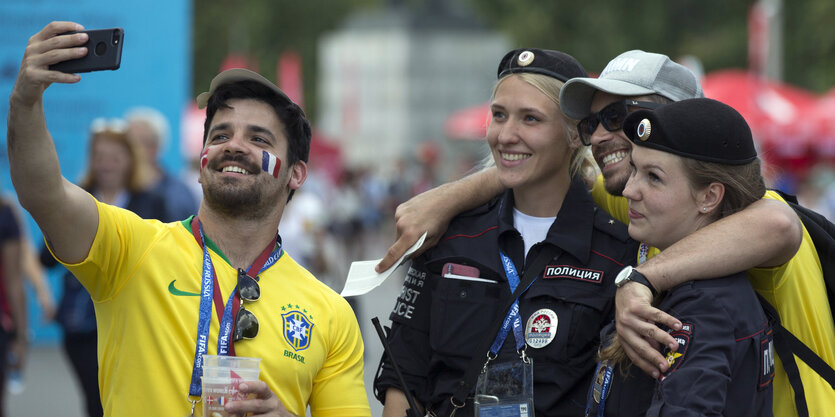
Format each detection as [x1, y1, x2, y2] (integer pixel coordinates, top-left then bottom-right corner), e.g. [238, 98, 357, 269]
[49, 28, 124, 73]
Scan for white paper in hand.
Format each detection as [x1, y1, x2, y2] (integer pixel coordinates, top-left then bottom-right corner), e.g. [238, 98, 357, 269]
[341, 232, 427, 297]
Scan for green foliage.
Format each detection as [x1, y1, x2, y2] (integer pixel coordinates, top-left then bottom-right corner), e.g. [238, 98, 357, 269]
[192, 0, 835, 119]
[193, 0, 381, 119]
[461, 0, 752, 76]
[784, 0, 835, 92]
[464, 0, 834, 92]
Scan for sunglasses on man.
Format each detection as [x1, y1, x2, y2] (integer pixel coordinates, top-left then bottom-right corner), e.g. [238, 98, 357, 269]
[234, 268, 261, 342]
[577, 100, 661, 146]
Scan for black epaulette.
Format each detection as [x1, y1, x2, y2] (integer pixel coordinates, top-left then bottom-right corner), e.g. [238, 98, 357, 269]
[455, 194, 502, 219]
[592, 207, 631, 242]
[440, 195, 503, 243]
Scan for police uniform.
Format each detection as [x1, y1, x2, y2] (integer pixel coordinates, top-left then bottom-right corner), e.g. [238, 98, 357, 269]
[587, 273, 774, 416]
[584, 98, 775, 416]
[375, 178, 639, 416]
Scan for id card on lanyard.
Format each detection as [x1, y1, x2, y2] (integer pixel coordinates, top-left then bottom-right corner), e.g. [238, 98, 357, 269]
[584, 360, 614, 417]
[474, 248, 535, 417]
[185, 217, 281, 409]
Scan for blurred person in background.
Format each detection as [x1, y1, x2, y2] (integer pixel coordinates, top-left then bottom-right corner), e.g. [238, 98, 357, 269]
[125, 106, 199, 222]
[386, 158, 413, 217]
[278, 186, 332, 280]
[39, 118, 166, 417]
[20, 241, 56, 324]
[357, 166, 388, 256]
[330, 168, 364, 262]
[7, 206, 56, 396]
[0, 196, 27, 417]
[796, 163, 835, 221]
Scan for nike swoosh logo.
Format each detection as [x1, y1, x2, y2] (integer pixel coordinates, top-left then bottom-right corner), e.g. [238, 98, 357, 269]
[168, 280, 200, 297]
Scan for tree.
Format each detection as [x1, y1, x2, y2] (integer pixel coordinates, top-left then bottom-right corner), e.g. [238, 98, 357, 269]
[193, 0, 380, 119]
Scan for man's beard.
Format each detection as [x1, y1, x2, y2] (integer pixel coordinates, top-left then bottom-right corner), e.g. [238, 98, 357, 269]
[202, 155, 281, 220]
[593, 141, 632, 197]
[603, 170, 629, 197]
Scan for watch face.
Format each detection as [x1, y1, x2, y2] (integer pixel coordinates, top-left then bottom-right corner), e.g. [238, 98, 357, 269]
[615, 266, 634, 286]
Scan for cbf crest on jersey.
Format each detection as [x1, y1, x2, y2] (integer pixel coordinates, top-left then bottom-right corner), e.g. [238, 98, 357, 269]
[282, 309, 314, 351]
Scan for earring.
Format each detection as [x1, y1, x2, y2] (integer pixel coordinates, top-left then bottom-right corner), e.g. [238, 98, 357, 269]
[702, 207, 707, 211]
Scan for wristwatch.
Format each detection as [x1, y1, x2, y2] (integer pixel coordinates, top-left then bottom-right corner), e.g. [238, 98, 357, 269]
[614, 266, 658, 297]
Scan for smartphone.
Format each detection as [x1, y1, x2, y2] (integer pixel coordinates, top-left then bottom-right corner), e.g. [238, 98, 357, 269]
[49, 28, 124, 73]
[442, 262, 497, 283]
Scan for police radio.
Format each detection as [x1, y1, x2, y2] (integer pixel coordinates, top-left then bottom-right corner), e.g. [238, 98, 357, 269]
[371, 317, 423, 417]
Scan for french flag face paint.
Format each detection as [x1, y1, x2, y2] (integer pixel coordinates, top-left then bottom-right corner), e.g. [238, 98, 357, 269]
[261, 151, 281, 178]
[200, 148, 209, 170]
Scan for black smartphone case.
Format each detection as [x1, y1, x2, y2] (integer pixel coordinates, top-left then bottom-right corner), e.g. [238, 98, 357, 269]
[49, 28, 124, 73]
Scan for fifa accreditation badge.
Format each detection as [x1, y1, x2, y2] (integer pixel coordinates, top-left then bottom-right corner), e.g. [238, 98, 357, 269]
[525, 309, 557, 348]
[592, 360, 614, 403]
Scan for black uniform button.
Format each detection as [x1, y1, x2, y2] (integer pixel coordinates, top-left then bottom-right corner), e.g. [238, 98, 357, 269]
[459, 289, 467, 298]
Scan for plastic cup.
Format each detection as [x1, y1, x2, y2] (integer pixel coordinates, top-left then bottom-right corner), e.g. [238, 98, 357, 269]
[201, 356, 261, 417]
[202, 366, 261, 381]
[202, 355, 261, 370]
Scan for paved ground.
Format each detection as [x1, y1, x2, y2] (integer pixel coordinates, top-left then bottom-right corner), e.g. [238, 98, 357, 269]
[6, 263, 404, 416]
[8, 344, 85, 416]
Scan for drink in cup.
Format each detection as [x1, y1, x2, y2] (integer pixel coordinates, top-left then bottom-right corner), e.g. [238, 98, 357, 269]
[202, 355, 261, 417]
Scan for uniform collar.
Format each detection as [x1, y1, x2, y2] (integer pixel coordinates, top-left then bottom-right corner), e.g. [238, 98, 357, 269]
[497, 177, 595, 264]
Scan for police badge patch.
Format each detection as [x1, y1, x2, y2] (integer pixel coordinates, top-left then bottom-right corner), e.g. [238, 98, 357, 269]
[282, 310, 314, 351]
[525, 309, 557, 348]
[660, 322, 692, 381]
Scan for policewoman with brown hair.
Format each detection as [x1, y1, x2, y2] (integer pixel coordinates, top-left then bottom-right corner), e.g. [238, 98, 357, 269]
[586, 98, 774, 416]
[374, 49, 639, 417]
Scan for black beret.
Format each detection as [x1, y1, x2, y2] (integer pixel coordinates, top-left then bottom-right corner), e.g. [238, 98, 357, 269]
[497, 48, 587, 82]
[623, 98, 757, 165]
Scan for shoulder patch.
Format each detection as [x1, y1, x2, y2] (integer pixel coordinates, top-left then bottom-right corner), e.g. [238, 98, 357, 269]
[660, 322, 693, 381]
[759, 327, 775, 391]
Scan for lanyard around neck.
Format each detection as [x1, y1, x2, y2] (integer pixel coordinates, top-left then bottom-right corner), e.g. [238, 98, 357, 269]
[584, 360, 614, 417]
[491, 251, 530, 355]
[187, 216, 281, 397]
[490, 199, 538, 355]
[638, 243, 649, 265]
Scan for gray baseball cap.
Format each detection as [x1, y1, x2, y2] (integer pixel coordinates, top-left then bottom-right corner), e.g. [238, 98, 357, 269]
[196, 68, 290, 109]
[560, 50, 704, 119]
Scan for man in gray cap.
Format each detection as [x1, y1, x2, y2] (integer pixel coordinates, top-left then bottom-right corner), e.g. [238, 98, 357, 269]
[375, 49, 835, 415]
[560, 49, 704, 196]
[8, 21, 371, 417]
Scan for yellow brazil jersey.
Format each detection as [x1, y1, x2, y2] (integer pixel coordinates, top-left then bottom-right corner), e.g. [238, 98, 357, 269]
[592, 175, 835, 416]
[53, 198, 370, 417]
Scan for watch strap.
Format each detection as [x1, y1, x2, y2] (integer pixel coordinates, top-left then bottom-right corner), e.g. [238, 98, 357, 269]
[627, 269, 658, 297]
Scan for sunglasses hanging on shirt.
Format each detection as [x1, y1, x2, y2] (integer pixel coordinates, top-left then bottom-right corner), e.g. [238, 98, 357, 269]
[234, 268, 261, 342]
